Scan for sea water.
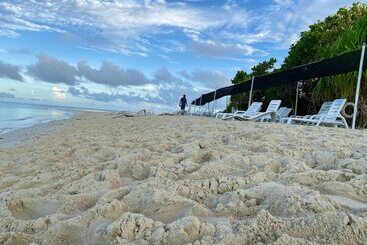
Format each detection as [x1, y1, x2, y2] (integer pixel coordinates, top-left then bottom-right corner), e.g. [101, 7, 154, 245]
[0, 102, 75, 134]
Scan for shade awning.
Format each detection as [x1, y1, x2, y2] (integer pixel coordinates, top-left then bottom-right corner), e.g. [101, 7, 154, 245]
[192, 48, 367, 105]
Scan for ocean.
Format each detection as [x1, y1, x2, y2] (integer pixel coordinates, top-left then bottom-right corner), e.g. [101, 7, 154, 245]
[0, 102, 76, 134]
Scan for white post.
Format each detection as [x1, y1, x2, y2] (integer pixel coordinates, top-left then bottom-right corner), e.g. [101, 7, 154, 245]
[199, 96, 203, 116]
[213, 90, 217, 116]
[295, 82, 300, 116]
[352, 43, 366, 129]
[207, 102, 210, 116]
[248, 76, 255, 109]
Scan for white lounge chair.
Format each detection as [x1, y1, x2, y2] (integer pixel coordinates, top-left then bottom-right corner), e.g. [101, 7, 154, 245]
[289, 102, 332, 123]
[218, 102, 262, 120]
[261, 106, 291, 122]
[215, 111, 231, 119]
[224, 100, 281, 122]
[215, 110, 233, 119]
[216, 102, 263, 119]
[275, 107, 292, 123]
[190, 106, 212, 117]
[287, 99, 348, 128]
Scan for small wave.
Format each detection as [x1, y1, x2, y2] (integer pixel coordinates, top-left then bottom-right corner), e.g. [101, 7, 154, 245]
[0, 127, 14, 135]
[17, 116, 33, 121]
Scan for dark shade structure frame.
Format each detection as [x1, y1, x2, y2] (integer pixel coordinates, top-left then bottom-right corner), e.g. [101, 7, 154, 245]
[191, 48, 367, 106]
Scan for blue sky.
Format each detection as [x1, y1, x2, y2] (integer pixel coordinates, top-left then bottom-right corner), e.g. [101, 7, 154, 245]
[0, 0, 365, 112]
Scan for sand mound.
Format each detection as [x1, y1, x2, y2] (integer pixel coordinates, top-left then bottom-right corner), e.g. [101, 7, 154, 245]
[1, 113, 367, 244]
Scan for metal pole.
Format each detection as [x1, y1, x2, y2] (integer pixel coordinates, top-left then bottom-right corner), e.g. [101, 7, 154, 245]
[213, 90, 217, 115]
[199, 96, 203, 116]
[352, 43, 366, 129]
[295, 82, 300, 116]
[248, 76, 255, 109]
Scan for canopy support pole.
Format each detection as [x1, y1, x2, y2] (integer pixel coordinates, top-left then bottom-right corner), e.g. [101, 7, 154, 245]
[199, 96, 203, 116]
[226, 96, 230, 112]
[248, 76, 255, 108]
[213, 89, 217, 116]
[295, 82, 300, 116]
[352, 43, 366, 130]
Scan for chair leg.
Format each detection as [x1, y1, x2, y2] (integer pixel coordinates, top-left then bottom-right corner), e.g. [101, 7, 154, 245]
[341, 117, 349, 129]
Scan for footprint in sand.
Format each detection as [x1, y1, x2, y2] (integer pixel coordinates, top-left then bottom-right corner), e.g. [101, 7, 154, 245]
[326, 194, 367, 212]
[7, 198, 60, 220]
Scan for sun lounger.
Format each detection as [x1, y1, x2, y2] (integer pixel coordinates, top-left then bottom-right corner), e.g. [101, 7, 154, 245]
[287, 99, 348, 128]
[261, 106, 291, 122]
[289, 102, 332, 123]
[273, 107, 292, 123]
[224, 100, 281, 122]
[218, 102, 263, 120]
[215, 102, 262, 119]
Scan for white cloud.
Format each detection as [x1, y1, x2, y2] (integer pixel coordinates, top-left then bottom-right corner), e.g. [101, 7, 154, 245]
[0, 0, 365, 59]
[0, 0, 224, 56]
[179, 70, 230, 89]
[254, 0, 367, 47]
[52, 86, 66, 100]
[186, 39, 256, 59]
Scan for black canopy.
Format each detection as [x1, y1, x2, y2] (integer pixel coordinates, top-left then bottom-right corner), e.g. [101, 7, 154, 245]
[192, 48, 367, 106]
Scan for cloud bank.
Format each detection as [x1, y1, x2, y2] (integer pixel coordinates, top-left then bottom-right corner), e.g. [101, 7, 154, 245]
[28, 54, 78, 85]
[0, 61, 23, 81]
[0, 54, 229, 109]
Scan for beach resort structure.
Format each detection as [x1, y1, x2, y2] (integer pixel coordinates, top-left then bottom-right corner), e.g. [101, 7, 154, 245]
[190, 44, 367, 129]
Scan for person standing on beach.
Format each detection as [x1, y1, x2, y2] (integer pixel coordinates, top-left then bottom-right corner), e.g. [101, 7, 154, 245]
[179, 94, 188, 111]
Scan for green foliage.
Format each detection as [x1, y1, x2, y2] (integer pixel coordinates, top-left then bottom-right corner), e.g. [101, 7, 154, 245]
[313, 13, 367, 126]
[229, 2, 367, 127]
[231, 70, 251, 84]
[228, 58, 277, 111]
[283, 2, 367, 68]
[251, 58, 277, 76]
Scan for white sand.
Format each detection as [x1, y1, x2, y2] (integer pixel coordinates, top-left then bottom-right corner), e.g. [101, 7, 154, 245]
[0, 112, 367, 245]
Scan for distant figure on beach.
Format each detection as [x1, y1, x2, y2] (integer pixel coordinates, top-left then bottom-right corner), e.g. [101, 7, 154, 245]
[179, 94, 188, 111]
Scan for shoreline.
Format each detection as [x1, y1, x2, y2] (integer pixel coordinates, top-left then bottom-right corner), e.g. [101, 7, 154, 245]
[0, 111, 86, 149]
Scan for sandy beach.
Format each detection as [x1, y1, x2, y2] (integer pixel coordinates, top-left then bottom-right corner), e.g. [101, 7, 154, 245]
[0, 112, 367, 244]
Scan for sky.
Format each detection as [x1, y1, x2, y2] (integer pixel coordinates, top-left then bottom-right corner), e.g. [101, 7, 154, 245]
[0, 0, 365, 112]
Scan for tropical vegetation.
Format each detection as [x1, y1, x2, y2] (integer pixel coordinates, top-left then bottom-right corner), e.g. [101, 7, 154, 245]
[228, 2, 367, 127]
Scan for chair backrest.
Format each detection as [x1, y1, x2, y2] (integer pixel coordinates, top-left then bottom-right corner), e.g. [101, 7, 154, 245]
[279, 107, 292, 117]
[244, 102, 263, 117]
[326, 99, 346, 118]
[265, 100, 282, 113]
[318, 102, 332, 115]
[277, 107, 287, 115]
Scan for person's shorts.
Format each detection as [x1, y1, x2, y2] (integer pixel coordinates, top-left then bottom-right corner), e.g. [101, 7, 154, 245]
[180, 106, 185, 110]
